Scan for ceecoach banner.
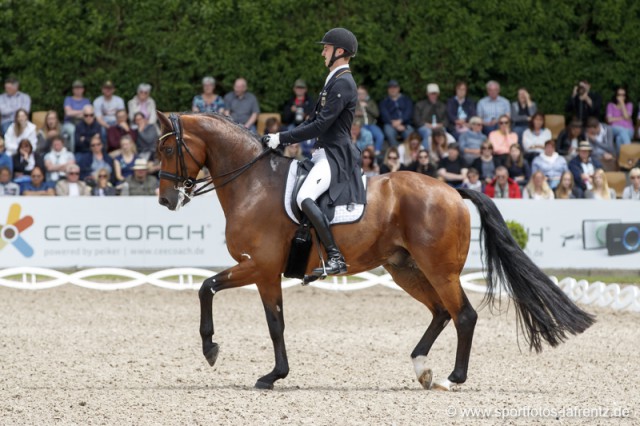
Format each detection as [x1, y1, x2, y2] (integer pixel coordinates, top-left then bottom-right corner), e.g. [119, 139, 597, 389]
[0, 197, 638, 269]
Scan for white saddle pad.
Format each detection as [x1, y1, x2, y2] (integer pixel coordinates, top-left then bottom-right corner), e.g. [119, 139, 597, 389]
[284, 161, 366, 225]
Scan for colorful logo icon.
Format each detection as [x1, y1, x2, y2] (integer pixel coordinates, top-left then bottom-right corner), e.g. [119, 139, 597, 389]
[0, 203, 34, 257]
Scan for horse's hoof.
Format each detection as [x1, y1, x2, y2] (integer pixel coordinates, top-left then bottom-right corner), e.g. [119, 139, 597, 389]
[204, 343, 219, 367]
[432, 378, 461, 392]
[254, 380, 274, 390]
[411, 356, 432, 389]
[417, 368, 433, 390]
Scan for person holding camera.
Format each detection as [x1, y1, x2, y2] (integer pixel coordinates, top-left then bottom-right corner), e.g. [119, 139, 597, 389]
[565, 80, 602, 126]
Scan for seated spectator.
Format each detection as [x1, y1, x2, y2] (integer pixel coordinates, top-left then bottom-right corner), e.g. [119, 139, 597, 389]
[75, 105, 102, 154]
[93, 80, 125, 137]
[511, 87, 537, 142]
[585, 117, 616, 170]
[566, 80, 602, 126]
[606, 86, 634, 151]
[350, 119, 373, 153]
[487, 115, 517, 162]
[128, 83, 157, 127]
[446, 81, 476, 139]
[282, 79, 314, 130]
[397, 132, 422, 166]
[484, 166, 521, 199]
[622, 167, 640, 200]
[12, 139, 45, 179]
[0, 166, 20, 196]
[223, 78, 259, 132]
[4, 109, 37, 155]
[477, 80, 510, 135]
[522, 171, 555, 199]
[44, 136, 75, 183]
[113, 135, 138, 183]
[429, 128, 450, 163]
[568, 141, 602, 192]
[531, 139, 567, 189]
[379, 147, 405, 174]
[407, 148, 437, 178]
[107, 109, 135, 154]
[585, 168, 616, 199]
[414, 83, 448, 148]
[62, 80, 91, 151]
[504, 143, 531, 187]
[55, 164, 91, 196]
[360, 146, 380, 177]
[77, 134, 114, 182]
[133, 112, 159, 162]
[0, 77, 31, 135]
[21, 166, 54, 196]
[379, 80, 414, 147]
[121, 159, 158, 196]
[437, 143, 468, 187]
[356, 85, 384, 155]
[283, 144, 305, 161]
[91, 168, 117, 196]
[522, 112, 551, 162]
[555, 170, 584, 199]
[458, 116, 486, 164]
[556, 119, 585, 159]
[192, 76, 226, 114]
[460, 167, 482, 192]
[36, 110, 62, 154]
[0, 136, 12, 175]
[471, 142, 501, 185]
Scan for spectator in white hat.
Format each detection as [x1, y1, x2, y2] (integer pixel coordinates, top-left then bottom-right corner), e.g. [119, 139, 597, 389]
[414, 83, 448, 149]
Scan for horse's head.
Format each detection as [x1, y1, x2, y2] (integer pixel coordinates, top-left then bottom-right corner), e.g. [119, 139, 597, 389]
[156, 112, 207, 211]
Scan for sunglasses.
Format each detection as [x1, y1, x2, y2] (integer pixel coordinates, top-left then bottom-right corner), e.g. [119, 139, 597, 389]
[67, 172, 80, 175]
[388, 156, 398, 160]
[84, 114, 95, 117]
[499, 121, 510, 125]
[631, 176, 640, 180]
[418, 155, 429, 159]
[98, 174, 108, 178]
[31, 174, 43, 178]
[362, 156, 372, 159]
[481, 147, 492, 150]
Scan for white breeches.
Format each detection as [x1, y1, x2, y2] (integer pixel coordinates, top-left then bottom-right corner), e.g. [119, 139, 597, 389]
[296, 148, 331, 209]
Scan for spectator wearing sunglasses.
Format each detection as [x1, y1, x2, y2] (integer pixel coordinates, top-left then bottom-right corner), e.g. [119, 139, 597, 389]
[622, 167, 640, 200]
[488, 114, 518, 162]
[21, 166, 54, 196]
[75, 105, 102, 153]
[55, 164, 91, 196]
[91, 168, 117, 196]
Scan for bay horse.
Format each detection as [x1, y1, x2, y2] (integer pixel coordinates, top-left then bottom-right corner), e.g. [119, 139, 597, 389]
[155, 112, 594, 391]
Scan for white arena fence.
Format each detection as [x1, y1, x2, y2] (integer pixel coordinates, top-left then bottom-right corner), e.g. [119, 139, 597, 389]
[0, 267, 638, 313]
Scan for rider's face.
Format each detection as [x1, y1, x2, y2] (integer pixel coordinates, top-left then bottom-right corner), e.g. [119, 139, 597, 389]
[322, 44, 334, 67]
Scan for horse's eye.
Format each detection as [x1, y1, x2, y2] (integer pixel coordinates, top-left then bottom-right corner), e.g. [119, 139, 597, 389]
[165, 146, 174, 155]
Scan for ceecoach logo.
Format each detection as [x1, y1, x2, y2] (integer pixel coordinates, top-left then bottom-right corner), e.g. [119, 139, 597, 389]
[0, 203, 35, 257]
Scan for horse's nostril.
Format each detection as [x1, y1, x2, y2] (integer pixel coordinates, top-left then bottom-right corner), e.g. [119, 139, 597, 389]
[159, 197, 170, 206]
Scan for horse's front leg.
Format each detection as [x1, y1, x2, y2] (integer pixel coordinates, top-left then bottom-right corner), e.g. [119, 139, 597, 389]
[199, 259, 258, 367]
[254, 279, 288, 390]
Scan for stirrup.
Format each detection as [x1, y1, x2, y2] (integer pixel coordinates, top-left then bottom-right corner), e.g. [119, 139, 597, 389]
[312, 256, 347, 276]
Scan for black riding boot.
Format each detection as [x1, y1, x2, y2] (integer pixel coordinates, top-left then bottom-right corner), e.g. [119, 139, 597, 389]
[300, 198, 347, 275]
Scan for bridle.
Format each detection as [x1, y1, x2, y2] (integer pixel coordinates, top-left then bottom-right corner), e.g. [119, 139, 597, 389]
[158, 113, 271, 202]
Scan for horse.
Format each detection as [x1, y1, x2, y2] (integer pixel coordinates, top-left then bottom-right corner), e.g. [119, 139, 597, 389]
[155, 111, 594, 391]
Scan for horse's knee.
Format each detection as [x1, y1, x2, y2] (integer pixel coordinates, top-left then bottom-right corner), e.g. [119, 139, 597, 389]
[455, 306, 477, 332]
[199, 276, 218, 299]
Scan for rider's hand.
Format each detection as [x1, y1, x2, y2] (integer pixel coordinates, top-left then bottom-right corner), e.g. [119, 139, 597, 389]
[264, 133, 281, 150]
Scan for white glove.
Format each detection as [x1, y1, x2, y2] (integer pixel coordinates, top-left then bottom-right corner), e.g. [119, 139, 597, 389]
[266, 133, 280, 149]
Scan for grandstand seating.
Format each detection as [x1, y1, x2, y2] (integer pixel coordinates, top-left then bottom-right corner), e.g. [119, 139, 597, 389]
[605, 171, 627, 198]
[257, 112, 281, 136]
[545, 114, 565, 139]
[618, 143, 640, 170]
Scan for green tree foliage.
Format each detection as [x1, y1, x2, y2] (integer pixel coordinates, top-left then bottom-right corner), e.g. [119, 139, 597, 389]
[2, 0, 640, 115]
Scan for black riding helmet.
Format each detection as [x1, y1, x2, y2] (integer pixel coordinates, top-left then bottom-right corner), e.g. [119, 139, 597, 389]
[318, 28, 358, 67]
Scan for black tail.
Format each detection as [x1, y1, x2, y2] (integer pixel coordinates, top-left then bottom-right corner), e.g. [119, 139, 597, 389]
[458, 188, 595, 352]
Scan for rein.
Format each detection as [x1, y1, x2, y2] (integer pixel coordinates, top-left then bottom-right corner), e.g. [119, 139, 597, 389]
[158, 113, 271, 198]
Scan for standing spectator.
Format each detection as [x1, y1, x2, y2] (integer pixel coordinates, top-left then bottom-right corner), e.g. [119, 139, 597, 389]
[55, 164, 91, 196]
[437, 143, 468, 187]
[458, 116, 486, 164]
[91, 168, 117, 196]
[407, 148, 437, 178]
[522, 171, 555, 199]
[484, 166, 522, 199]
[471, 142, 501, 185]
[75, 105, 102, 154]
[414, 83, 448, 148]
[44, 136, 75, 183]
[282, 79, 315, 130]
[584, 169, 616, 199]
[606, 86, 634, 151]
[107, 109, 135, 153]
[379, 80, 413, 147]
[504, 143, 531, 187]
[350, 119, 373, 152]
[128, 83, 157, 127]
[223, 77, 260, 132]
[113, 135, 138, 184]
[531, 139, 568, 189]
[355, 85, 384, 155]
[77, 134, 114, 181]
[133, 112, 159, 161]
[446, 81, 476, 139]
[555, 170, 584, 199]
[477, 80, 510, 135]
[36, 110, 62, 154]
[568, 141, 602, 192]
[0, 77, 31, 135]
[121, 159, 158, 196]
[397, 132, 422, 166]
[21, 166, 54, 196]
[62, 80, 91, 151]
[622, 167, 640, 200]
[379, 147, 404, 174]
[4, 109, 37, 155]
[487, 114, 517, 161]
[566, 80, 602, 126]
[12, 139, 44, 179]
[585, 117, 615, 170]
[556, 119, 585, 159]
[460, 168, 483, 191]
[360, 146, 379, 177]
[93, 80, 125, 138]
[192, 76, 225, 114]
[522, 113, 551, 162]
[0, 136, 13, 174]
[0, 166, 20, 196]
[511, 88, 537, 142]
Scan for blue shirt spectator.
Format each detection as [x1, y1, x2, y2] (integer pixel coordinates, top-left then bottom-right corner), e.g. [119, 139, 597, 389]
[0, 77, 31, 134]
[0, 137, 12, 174]
[223, 78, 260, 131]
[351, 121, 373, 152]
[477, 80, 510, 135]
[458, 117, 487, 164]
[379, 80, 414, 147]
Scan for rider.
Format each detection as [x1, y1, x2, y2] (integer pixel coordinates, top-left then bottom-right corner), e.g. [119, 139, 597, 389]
[265, 28, 363, 275]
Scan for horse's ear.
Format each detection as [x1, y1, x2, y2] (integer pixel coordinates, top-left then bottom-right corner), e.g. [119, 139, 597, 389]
[157, 111, 172, 133]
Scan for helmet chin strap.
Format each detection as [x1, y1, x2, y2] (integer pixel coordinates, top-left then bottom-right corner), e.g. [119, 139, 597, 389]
[327, 47, 350, 68]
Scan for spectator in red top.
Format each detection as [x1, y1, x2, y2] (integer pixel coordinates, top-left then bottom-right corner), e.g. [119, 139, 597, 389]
[107, 109, 135, 154]
[484, 165, 522, 199]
